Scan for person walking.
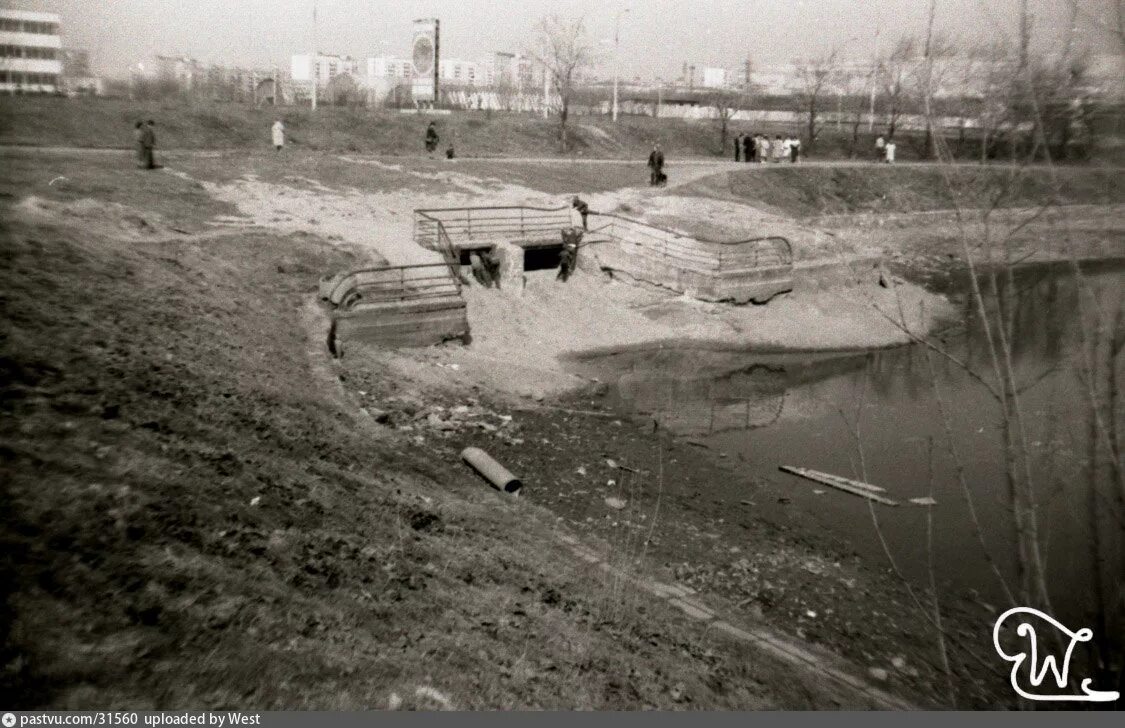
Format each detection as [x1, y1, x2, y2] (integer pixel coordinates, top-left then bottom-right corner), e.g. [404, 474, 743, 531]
[743, 133, 754, 163]
[271, 120, 285, 151]
[424, 121, 439, 154]
[773, 135, 785, 163]
[133, 121, 146, 168]
[647, 143, 665, 186]
[790, 136, 801, 163]
[884, 139, 897, 164]
[734, 133, 742, 162]
[875, 135, 886, 162]
[758, 135, 770, 164]
[141, 120, 157, 170]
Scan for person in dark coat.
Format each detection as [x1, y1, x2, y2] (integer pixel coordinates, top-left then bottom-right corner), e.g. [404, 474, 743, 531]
[647, 143, 665, 186]
[141, 120, 157, 170]
[733, 133, 742, 162]
[423, 121, 436, 153]
[133, 121, 145, 168]
[743, 133, 754, 162]
[571, 195, 589, 230]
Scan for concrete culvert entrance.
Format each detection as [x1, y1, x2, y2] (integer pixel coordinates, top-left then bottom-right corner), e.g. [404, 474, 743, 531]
[522, 244, 565, 272]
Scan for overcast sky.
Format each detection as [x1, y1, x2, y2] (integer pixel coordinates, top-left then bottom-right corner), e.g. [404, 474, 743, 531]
[7, 0, 1105, 77]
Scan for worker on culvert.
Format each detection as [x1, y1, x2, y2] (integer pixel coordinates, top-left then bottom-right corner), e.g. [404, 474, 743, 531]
[558, 227, 582, 282]
[571, 196, 589, 230]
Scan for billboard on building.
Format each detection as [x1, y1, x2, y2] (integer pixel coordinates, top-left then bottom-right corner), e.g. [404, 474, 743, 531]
[411, 18, 439, 105]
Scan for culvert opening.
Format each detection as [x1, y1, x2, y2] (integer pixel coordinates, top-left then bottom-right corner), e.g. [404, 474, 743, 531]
[458, 247, 495, 266]
[523, 244, 564, 272]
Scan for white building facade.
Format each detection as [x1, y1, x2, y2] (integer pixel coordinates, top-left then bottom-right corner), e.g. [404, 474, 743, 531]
[0, 8, 62, 94]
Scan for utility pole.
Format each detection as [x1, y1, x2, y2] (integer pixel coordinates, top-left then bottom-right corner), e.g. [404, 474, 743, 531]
[311, 0, 318, 111]
[868, 28, 879, 132]
[612, 7, 629, 123]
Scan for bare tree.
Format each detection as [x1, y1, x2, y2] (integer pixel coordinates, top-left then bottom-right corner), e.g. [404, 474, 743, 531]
[877, 36, 919, 140]
[705, 89, 747, 156]
[794, 48, 840, 149]
[528, 15, 597, 152]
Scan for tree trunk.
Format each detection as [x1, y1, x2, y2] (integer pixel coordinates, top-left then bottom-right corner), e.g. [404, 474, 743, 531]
[559, 100, 569, 152]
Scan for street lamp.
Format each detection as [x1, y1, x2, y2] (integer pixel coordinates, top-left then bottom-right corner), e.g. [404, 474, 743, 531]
[612, 7, 630, 123]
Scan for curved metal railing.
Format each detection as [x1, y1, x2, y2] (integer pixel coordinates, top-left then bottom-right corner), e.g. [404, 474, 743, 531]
[587, 211, 793, 271]
[324, 263, 462, 310]
[413, 204, 793, 273]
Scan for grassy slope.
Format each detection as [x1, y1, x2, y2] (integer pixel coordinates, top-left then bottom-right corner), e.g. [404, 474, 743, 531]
[0, 153, 873, 709]
[686, 165, 1125, 218]
[0, 97, 727, 159]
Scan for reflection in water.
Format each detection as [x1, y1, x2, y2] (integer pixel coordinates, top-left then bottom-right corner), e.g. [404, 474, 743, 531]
[576, 265, 1125, 629]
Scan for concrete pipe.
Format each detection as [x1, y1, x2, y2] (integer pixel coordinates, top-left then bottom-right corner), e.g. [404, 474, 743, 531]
[461, 447, 522, 494]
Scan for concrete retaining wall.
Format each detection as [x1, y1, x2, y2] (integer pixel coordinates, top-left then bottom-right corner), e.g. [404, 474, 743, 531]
[333, 298, 470, 349]
[592, 241, 794, 304]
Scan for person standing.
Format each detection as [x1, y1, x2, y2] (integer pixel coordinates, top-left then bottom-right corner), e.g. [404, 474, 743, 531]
[875, 135, 886, 162]
[271, 120, 285, 151]
[733, 133, 742, 162]
[425, 121, 439, 154]
[790, 136, 801, 163]
[647, 143, 665, 186]
[141, 120, 157, 170]
[133, 121, 146, 168]
[758, 135, 770, 164]
[743, 133, 754, 163]
[885, 139, 897, 164]
[773, 135, 785, 163]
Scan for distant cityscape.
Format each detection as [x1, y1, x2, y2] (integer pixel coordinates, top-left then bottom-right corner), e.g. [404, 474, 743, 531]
[3, 4, 1122, 117]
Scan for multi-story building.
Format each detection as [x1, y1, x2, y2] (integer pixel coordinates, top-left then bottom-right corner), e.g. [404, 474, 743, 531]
[0, 8, 62, 94]
[290, 53, 359, 86]
[366, 55, 412, 81]
[154, 54, 203, 89]
[60, 48, 102, 96]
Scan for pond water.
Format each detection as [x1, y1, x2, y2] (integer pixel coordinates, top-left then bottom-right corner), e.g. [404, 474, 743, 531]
[569, 262, 1125, 625]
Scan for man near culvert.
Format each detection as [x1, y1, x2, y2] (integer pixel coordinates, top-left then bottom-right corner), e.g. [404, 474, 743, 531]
[571, 196, 590, 230]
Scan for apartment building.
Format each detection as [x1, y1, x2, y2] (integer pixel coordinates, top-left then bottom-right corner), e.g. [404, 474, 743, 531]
[0, 7, 62, 93]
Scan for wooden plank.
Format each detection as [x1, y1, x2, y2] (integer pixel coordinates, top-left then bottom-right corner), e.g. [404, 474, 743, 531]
[778, 465, 899, 506]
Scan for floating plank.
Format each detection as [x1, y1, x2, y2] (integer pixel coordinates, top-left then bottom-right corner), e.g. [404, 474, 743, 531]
[908, 496, 938, 506]
[778, 465, 900, 507]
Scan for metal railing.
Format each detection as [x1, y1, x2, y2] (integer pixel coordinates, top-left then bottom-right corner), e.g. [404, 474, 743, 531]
[588, 211, 792, 271]
[327, 263, 462, 310]
[412, 204, 793, 273]
[414, 205, 573, 250]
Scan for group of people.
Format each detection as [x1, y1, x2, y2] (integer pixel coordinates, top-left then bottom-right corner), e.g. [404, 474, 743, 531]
[874, 135, 898, 164]
[733, 133, 801, 163]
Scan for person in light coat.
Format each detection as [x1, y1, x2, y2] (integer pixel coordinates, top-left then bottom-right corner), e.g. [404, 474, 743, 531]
[271, 120, 285, 151]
